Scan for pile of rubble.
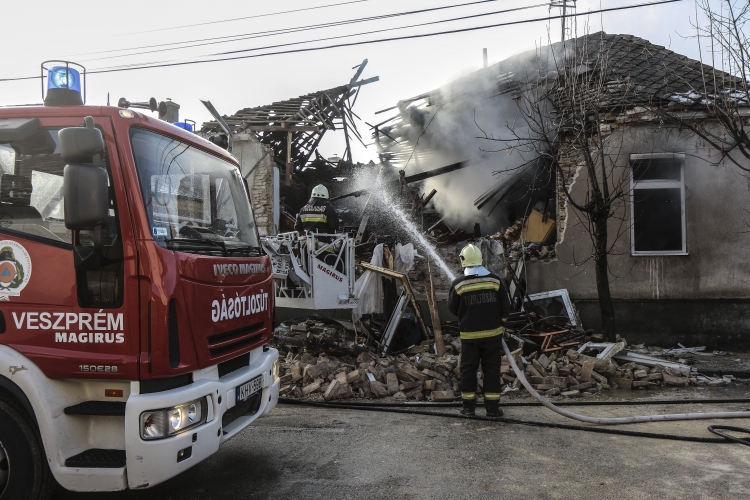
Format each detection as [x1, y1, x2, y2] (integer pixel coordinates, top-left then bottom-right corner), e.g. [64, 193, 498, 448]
[277, 349, 461, 402]
[511, 348, 721, 399]
[272, 319, 730, 402]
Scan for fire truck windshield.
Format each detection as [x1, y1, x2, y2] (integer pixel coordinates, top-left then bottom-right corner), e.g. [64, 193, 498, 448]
[130, 128, 261, 255]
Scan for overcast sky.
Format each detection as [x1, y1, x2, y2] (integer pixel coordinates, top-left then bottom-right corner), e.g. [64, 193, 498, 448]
[2, 0, 712, 164]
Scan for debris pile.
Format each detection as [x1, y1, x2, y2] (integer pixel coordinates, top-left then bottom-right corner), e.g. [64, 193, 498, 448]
[272, 320, 732, 402]
[483, 218, 557, 266]
[273, 318, 462, 401]
[276, 348, 462, 402]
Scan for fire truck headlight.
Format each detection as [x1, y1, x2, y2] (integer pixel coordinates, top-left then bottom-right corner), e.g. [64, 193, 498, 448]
[272, 360, 280, 380]
[169, 408, 182, 431]
[140, 397, 207, 440]
[141, 411, 167, 439]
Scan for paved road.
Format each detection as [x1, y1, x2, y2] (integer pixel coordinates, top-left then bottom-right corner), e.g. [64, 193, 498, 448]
[59, 386, 750, 499]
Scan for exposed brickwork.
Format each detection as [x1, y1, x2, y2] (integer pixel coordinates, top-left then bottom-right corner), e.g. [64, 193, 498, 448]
[233, 134, 277, 236]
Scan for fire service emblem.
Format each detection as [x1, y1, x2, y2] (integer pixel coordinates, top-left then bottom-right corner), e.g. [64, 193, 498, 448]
[0, 240, 32, 297]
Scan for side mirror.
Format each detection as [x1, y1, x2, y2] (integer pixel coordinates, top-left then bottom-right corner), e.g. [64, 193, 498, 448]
[58, 118, 104, 163]
[63, 164, 108, 230]
[60, 116, 108, 230]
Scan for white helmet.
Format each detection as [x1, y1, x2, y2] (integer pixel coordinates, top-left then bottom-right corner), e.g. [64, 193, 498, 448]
[311, 184, 329, 199]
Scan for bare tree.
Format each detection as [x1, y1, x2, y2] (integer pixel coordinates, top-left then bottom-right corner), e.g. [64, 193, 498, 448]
[652, 0, 750, 171]
[479, 35, 638, 341]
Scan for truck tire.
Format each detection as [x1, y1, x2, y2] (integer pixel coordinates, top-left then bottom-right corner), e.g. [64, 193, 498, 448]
[0, 397, 54, 500]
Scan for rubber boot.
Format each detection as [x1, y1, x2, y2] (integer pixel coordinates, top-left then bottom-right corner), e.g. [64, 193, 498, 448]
[460, 399, 476, 416]
[485, 400, 503, 418]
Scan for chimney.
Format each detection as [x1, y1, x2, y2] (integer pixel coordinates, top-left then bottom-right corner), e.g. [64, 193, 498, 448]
[159, 99, 180, 123]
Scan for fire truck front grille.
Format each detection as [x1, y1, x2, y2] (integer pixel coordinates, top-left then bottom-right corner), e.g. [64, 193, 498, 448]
[207, 322, 265, 358]
[218, 353, 250, 378]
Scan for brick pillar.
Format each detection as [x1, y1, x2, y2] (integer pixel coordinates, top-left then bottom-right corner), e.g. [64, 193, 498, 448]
[232, 133, 277, 236]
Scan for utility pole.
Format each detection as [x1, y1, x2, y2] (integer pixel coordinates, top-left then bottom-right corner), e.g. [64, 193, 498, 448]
[551, 0, 575, 43]
[561, 0, 566, 43]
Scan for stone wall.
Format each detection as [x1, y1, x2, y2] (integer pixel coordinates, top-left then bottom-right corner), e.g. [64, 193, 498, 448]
[232, 133, 277, 236]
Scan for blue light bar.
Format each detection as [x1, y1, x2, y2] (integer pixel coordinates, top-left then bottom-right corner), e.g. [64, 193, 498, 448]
[174, 122, 194, 132]
[48, 66, 81, 92]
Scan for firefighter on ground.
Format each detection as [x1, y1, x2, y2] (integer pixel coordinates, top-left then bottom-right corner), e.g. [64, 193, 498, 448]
[448, 243, 510, 418]
[295, 184, 339, 234]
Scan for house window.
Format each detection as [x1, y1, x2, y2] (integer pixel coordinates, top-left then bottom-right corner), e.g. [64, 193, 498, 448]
[630, 153, 686, 255]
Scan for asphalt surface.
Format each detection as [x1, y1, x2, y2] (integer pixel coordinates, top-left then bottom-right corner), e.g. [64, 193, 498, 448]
[58, 386, 750, 500]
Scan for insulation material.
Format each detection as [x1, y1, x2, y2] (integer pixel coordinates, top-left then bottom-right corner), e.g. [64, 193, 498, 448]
[353, 244, 384, 321]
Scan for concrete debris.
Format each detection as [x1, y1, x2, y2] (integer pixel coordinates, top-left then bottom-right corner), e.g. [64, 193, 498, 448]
[273, 319, 739, 402]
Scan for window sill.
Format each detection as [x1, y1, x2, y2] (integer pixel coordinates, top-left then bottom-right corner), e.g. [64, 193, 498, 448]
[631, 251, 689, 257]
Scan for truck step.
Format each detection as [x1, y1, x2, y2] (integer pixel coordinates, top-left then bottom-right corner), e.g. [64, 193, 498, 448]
[64, 401, 126, 416]
[65, 449, 126, 468]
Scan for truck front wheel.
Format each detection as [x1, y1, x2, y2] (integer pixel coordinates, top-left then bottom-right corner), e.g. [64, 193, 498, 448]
[0, 397, 54, 500]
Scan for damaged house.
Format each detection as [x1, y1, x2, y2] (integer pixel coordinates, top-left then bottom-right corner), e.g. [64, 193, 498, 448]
[376, 32, 750, 349]
[200, 60, 378, 236]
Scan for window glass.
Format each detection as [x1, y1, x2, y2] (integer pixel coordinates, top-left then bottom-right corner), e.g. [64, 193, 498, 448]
[633, 188, 683, 252]
[631, 155, 685, 254]
[632, 159, 681, 182]
[0, 145, 13, 174]
[0, 128, 72, 244]
[0, 122, 123, 306]
[130, 128, 260, 256]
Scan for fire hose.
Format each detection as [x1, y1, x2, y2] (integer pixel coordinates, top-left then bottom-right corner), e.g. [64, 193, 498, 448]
[277, 337, 750, 446]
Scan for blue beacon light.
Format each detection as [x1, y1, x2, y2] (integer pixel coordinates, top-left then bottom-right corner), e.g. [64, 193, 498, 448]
[43, 62, 84, 106]
[48, 66, 81, 92]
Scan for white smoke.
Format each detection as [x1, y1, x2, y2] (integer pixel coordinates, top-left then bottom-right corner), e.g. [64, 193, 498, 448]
[378, 43, 568, 234]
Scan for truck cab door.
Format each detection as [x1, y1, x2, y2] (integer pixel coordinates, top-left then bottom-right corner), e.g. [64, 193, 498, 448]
[0, 116, 138, 379]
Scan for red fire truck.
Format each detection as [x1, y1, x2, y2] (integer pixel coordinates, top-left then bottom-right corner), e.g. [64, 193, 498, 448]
[0, 64, 279, 498]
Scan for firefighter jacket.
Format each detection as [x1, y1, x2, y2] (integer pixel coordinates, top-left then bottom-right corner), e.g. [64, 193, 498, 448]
[448, 271, 510, 342]
[294, 198, 340, 234]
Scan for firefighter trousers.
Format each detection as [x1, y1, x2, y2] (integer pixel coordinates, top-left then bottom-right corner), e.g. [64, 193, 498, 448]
[459, 335, 502, 401]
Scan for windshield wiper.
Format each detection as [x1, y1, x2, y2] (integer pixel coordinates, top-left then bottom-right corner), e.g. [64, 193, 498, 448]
[224, 244, 264, 257]
[164, 237, 228, 256]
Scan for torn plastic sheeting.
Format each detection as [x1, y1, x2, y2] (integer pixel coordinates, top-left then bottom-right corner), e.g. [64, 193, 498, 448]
[393, 243, 420, 274]
[353, 243, 384, 322]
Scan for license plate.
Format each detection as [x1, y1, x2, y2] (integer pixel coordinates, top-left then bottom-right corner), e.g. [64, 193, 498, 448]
[236, 376, 263, 403]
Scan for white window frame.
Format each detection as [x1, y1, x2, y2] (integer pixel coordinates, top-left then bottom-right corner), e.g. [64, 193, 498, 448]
[629, 153, 687, 256]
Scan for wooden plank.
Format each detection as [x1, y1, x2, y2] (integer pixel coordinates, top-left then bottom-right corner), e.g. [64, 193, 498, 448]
[426, 259, 444, 350]
[242, 126, 320, 132]
[360, 262, 430, 341]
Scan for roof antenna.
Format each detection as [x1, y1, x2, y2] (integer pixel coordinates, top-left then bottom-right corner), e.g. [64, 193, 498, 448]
[107, 92, 110, 106]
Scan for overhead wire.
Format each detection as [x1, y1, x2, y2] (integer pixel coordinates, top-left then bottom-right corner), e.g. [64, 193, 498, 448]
[0, 0, 684, 83]
[128, 0, 372, 35]
[77, 0, 519, 60]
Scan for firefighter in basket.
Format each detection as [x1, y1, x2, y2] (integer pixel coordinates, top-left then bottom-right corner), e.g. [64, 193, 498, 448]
[294, 184, 343, 271]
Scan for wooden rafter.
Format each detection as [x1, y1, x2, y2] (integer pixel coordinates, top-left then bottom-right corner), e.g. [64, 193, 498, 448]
[201, 60, 378, 184]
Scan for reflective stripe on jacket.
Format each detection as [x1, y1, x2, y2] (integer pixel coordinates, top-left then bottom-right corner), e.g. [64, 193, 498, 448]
[448, 273, 509, 342]
[294, 198, 340, 234]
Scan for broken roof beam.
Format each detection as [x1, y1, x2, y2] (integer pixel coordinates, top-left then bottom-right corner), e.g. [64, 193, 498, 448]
[330, 161, 467, 201]
[242, 125, 320, 132]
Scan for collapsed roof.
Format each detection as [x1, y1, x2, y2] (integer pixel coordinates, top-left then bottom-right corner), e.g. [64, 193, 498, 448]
[371, 32, 743, 220]
[201, 60, 377, 184]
